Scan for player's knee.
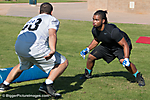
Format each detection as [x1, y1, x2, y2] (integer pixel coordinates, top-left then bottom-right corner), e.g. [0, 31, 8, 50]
[119, 59, 124, 64]
[64, 59, 69, 68]
[88, 54, 96, 62]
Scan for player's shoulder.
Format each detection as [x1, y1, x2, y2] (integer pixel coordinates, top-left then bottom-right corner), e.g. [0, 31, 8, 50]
[105, 23, 119, 32]
[106, 23, 117, 29]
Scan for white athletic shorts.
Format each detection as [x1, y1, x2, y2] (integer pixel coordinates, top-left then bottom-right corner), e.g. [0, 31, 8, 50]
[17, 51, 66, 74]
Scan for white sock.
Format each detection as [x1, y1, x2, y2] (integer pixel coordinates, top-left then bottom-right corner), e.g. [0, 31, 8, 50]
[3, 81, 10, 86]
[45, 79, 53, 85]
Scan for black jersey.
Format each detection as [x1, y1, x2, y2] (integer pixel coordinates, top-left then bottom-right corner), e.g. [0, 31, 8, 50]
[92, 24, 132, 50]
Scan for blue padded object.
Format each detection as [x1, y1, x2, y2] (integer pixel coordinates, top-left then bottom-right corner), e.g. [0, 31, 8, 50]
[0, 65, 48, 84]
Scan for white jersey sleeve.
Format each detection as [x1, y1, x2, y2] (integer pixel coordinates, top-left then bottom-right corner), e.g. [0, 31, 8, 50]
[48, 17, 59, 31]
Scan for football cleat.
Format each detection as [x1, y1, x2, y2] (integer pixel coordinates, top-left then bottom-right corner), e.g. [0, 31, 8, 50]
[135, 72, 145, 86]
[39, 82, 61, 98]
[0, 83, 11, 92]
[80, 68, 92, 79]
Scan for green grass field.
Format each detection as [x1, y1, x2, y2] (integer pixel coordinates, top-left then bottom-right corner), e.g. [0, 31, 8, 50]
[0, 15, 150, 100]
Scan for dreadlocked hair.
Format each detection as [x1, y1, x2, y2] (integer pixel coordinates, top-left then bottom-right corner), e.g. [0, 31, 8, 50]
[94, 10, 108, 24]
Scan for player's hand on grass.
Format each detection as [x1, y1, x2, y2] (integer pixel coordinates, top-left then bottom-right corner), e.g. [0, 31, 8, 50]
[80, 47, 90, 59]
[44, 51, 55, 60]
[122, 58, 130, 67]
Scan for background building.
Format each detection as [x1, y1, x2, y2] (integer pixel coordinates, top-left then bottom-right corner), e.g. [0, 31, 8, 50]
[88, 0, 150, 14]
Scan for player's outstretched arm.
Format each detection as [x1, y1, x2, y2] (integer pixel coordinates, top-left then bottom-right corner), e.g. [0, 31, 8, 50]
[88, 38, 99, 50]
[80, 38, 99, 59]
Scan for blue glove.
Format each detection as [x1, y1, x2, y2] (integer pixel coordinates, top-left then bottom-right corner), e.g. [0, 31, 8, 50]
[122, 58, 130, 67]
[80, 47, 90, 59]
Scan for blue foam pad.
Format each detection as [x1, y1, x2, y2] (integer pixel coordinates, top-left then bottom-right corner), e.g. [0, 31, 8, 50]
[0, 65, 48, 84]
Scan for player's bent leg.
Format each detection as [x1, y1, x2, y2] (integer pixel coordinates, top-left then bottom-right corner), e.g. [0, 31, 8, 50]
[129, 62, 145, 86]
[119, 59, 145, 86]
[80, 54, 97, 79]
[119, 59, 137, 74]
[39, 59, 68, 98]
[48, 59, 68, 81]
[0, 64, 23, 92]
[87, 54, 97, 70]
[5, 64, 23, 83]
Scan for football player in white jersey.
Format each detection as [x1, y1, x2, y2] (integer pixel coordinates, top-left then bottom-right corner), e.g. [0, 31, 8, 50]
[0, 2, 68, 98]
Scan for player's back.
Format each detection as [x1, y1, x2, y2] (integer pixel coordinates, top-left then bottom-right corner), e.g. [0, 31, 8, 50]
[15, 14, 59, 57]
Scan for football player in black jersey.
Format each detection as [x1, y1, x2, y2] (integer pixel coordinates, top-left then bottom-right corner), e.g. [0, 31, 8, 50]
[80, 10, 145, 86]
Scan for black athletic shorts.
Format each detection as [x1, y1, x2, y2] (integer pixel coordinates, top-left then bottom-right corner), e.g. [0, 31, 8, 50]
[90, 45, 132, 63]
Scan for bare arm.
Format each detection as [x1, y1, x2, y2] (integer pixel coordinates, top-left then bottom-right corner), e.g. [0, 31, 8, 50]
[118, 37, 129, 58]
[88, 38, 99, 51]
[44, 28, 57, 60]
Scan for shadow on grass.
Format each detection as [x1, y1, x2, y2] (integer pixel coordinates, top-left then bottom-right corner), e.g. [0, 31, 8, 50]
[54, 74, 86, 94]
[0, 74, 86, 100]
[0, 72, 136, 100]
[92, 71, 136, 83]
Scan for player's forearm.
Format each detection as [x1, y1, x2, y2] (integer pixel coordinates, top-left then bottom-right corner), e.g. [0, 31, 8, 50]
[43, 32, 56, 60]
[49, 34, 57, 54]
[88, 39, 99, 50]
[123, 44, 129, 58]
[48, 29, 57, 54]
[118, 37, 129, 58]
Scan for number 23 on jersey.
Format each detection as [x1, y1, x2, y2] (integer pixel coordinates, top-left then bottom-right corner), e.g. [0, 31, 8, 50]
[22, 18, 42, 31]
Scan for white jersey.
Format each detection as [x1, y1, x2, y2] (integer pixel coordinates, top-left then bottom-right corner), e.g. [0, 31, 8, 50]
[15, 13, 59, 57]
